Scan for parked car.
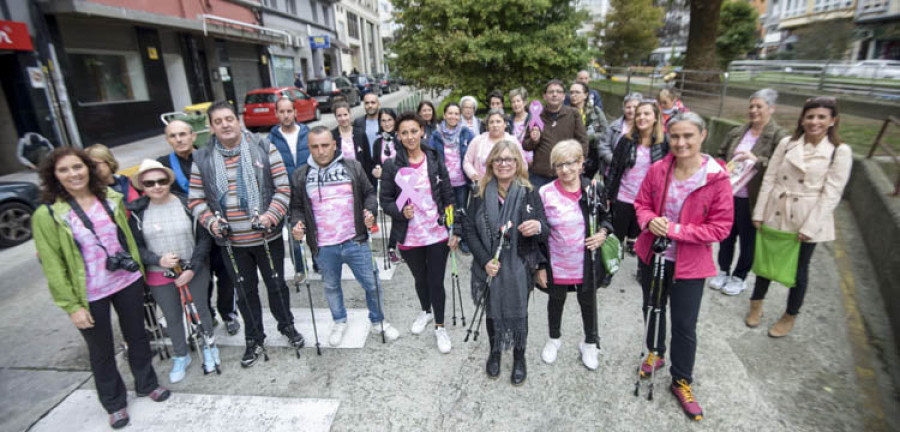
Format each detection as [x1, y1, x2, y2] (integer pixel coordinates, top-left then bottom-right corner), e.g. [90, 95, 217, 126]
[306, 77, 361, 112]
[843, 60, 900, 79]
[374, 73, 400, 94]
[242, 87, 320, 132]
[349, 74, 382, 97]
[0, 181, 39, 248]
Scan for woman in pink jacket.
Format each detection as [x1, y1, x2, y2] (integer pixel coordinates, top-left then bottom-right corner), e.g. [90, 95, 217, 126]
[633, 112, 734, 422]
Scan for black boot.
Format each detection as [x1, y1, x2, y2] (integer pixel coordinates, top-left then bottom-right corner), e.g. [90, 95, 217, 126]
[511, 348, 526, 386]
[485, 319, 501, 378]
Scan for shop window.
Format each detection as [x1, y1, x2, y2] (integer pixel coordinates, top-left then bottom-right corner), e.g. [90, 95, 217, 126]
[67, 49, 149, 105]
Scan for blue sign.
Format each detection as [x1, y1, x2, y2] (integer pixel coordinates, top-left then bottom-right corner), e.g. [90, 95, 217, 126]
[309, 35, 330, 49]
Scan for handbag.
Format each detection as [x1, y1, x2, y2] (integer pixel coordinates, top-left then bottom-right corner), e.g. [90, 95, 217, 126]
[601, 233, 622, 276]
[752, 224, 800, 287]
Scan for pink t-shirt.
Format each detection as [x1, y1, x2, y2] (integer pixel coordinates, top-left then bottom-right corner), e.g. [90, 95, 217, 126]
[311, 182, 356, 246]
[444, 144, 466, 187]
[663, 157, 709, 261]
[511, 119, 534, 165]
[617, 145, 652, 204]
[340, 135, 357, 161]
[732, 130, 759, 198]
[399, 159, 448, 249]
[380, 137, 396, 164]
[67, 200, 142, 302]
[540, 180, 585, 285]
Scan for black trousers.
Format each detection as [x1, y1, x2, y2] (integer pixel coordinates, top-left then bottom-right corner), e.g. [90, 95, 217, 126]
[222, 237, 295, 342]
[208, 245, 237, 320]
[751, 242, 817, 316]
[639, 258, 705, 384]
[717, 197, 755, 280]
[547, 284, 598, 344]
[612, 201, 640, 241]
[80, 279, 159, 413]
[400, 241, 449, 326]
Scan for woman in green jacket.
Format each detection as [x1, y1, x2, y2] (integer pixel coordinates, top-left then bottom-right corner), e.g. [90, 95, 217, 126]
[32, 147, 169, 430]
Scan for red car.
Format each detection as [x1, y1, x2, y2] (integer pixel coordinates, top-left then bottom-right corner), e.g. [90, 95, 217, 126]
[242, 87, 321, 132]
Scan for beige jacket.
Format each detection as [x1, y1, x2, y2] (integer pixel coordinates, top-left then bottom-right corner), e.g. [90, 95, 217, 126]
[752, 135, 852, 242]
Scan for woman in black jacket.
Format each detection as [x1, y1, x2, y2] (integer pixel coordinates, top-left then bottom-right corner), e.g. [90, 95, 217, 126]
[127, 160, 218, 382]
[331, 101, 369, 170]
[606, 101, 669, 253]
[463, 139, 548, 386]
[381, 113, 460, 354]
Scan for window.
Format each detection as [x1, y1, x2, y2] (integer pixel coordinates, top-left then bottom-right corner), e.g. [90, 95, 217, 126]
[293, 89, 308, 100]
[347, 12, 360, 39]
[338, 21, 346, 40]
[311, 0, 319, 22]
[813, 0, 853, 12]
[858, 0, 888, 12]
[286, 0, 296, 14]
[67, 48, 149, 105]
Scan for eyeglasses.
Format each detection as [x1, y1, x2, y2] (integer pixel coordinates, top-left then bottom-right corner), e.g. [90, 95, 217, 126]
[553, 159, 582, 171]
[492, 157, 517, 167]
[141, 179, 169, 188]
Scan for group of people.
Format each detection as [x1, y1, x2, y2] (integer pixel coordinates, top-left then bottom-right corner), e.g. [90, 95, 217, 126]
[33, 67, 852, 427]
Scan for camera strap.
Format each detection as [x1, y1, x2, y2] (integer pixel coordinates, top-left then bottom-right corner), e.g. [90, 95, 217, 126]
[67, 197, 129, 259]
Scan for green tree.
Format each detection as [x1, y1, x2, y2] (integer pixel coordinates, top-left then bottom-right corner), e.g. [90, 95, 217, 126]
[716, 0, 759, 69]
[596, 0, 663, 66]
[793, 19, 853, 60]
[390, 0, 590, 99]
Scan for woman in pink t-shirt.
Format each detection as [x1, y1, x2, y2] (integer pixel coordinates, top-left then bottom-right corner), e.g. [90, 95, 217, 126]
[607, 101, 669, 256]
[331, 102, 366, 163]
[380, 113, 460, 354]
[464, 109, 521, 183]
[32, 148, 170, 429]
[535, 140, 613, 372]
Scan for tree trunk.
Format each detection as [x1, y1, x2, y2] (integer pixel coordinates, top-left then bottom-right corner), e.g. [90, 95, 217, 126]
[683, 0, 725, 88]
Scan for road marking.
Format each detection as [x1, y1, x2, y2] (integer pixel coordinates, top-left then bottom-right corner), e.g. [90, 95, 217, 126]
[31, 389, 339, 432]
[834, 223, 887, 432]
[213, 308, 372, 349]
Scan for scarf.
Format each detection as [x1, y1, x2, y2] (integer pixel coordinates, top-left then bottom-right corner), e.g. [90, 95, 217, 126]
[472, 179, 529, 352]
[439, 121, 462, 149]
[213, 135, 261, 215]
[380, 132, 396, 159]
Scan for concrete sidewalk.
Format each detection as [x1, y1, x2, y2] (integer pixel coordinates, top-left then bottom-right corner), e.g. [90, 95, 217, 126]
[2, 200, 898, 431]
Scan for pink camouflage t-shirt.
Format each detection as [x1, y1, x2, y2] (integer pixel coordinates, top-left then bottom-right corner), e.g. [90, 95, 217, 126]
[540, 180, 585, 285]
[399, 159, 448, 249]
[663, 157, 709, 261]
[444, 144, 466, 187]
[67, 200, 142, 302]
[617, 145, 652, 204]
[306, 170, 356, 247]
[732, 130, 759, 198]
[340, 135, 357, 161]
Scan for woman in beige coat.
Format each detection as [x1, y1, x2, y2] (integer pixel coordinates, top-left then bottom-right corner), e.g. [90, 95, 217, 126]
[748, 96, 852, 337]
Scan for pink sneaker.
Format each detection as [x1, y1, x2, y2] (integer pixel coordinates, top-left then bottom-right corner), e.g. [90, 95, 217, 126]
[640, 353, 665, 377]
[671, 379, 703, 421]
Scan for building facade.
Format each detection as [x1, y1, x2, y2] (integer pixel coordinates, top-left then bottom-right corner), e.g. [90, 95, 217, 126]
[334, 0, 383, 74]
[853, 0, 900, 59]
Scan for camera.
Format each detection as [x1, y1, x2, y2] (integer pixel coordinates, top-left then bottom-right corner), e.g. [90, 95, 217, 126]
[107, 251, 140, 273]
[651, 237, 671, 254]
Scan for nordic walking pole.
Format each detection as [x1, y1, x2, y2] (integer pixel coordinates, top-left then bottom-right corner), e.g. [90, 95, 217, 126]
[647, 245, 667, 401]
[253, 209, 303, 359]
[634, 243, 663, 397]
[291, 227, 321, 355]
[217, 211, 269, 363]
[288, 235, 300, 293]
[377, 179, 390, 271]
[465, 221, 512, 342]
[173, 262, 222, 374]
[444, 206, 460, 326]
[363, 209, 386, 343]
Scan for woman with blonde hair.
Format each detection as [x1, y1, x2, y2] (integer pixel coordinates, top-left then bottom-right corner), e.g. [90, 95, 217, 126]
[85, 144, 140, 204]
[463, 139, 548, 385]
[536, 140, 613, 371]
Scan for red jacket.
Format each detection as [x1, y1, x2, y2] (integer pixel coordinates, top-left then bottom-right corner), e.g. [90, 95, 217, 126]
[634, 154, 733, 280]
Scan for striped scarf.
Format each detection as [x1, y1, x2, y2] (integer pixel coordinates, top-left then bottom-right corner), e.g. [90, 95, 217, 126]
[213, 134, 261, 215]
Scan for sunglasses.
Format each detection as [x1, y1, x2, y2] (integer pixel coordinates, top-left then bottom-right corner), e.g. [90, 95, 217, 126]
[141, 179, 169, 188]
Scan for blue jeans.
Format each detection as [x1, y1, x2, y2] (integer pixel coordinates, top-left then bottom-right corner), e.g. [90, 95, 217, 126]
[317, 239, 384, 324]
[453, 185, 470, 212]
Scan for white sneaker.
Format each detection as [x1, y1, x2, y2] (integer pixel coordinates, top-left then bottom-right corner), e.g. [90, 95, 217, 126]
[541, 338, 562, 364]
[329, 322, 348, 347]
[410, 311, 433, 335]
[722, 276, 746, 296]
[708, 271, 729, 290]
[435, 327, 451, 354]
[579, 342, 599, 371]
[371, 321, 400, 342]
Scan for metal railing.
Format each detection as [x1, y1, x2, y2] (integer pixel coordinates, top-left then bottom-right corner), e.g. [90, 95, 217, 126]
[595, 67, 731, 118]
[866, 116, 900, 196]
[728, 60, 900, 101]
[395, 89, 425, 113]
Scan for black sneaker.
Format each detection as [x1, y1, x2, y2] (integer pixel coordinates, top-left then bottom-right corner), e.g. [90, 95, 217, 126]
[241, 340, 265, 368]
[280, 326, 306, 348]
[225, 318, 241, 336]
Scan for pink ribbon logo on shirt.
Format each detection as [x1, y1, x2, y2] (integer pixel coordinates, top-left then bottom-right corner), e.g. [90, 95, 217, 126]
[528, 101, 545, 132]
[395, 167, 429, 210]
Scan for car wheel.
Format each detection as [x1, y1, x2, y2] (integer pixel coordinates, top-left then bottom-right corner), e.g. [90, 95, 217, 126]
[314, 108, 321, 121]
[0, 201, 33, 248]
